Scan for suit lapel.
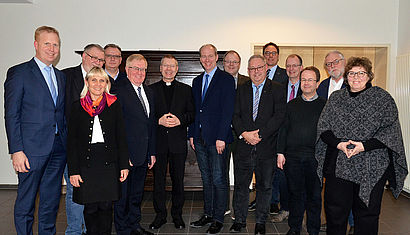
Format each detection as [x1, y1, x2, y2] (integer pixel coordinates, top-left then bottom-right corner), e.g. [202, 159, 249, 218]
[30, 59, 55, 106]
[55, 68, 65, 107]
[73, 65, 85, 97]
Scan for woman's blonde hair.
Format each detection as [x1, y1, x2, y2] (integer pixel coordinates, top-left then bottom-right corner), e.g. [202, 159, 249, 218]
[80, 67, 112, 98]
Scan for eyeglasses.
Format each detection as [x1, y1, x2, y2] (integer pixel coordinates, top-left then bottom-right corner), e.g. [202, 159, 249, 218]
[224, 60, 240, 65]
[264, 51, 278, 56]
[248, 65, 266, 72]
[105, 54, 122, 60]
[128, 66, 146, 72]
[347, 71, 368, 78]
[161, 64, 177, 68]
[325, 58, 344, 67]
[85, 52, 105, 63]
[301, 78, 317, 83]
[286, 64, 301, 69]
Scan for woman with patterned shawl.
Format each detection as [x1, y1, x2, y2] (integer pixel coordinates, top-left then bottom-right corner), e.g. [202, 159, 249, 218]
[67, 67, 130, 235]
[315, 57, 408, 235]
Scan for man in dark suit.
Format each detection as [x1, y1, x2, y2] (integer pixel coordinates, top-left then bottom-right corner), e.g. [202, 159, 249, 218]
[222, 50, 249, 217]
[270, 54, 304, 223]
[63, 43, 105, 235]
[4, 26, 67, 235]
[263, 42, 288, 85]
[231, 55, 286, 234]
[113, 54, 156, 235]
[104, 43, 127, 84]
[188, 44, 236, 234]
[148, 55, 194, 230]
[317, 51, 346, 99]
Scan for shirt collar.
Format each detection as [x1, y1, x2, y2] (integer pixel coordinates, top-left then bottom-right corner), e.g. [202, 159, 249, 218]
[302, 93, 319, 101]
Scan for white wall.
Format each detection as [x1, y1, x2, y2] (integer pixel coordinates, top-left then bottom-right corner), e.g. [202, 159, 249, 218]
[397, 0, 410, 55]
[0, 0, 406, 184]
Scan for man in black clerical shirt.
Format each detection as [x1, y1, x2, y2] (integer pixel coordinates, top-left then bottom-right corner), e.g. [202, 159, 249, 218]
[148, 55, 195, 230]
[276, 66, 326, 235]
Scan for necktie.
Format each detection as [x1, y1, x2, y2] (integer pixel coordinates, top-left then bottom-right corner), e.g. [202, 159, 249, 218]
[289, 85, 295, 102]
[266, 68, 271, 80]
[44, 66, 57, 105]
[137, 87, 148, 117]
[202, 74, 209, 102]
[253, 84, 262, 121]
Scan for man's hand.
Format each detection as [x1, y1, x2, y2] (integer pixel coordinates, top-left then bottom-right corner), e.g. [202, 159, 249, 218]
[11, 151, 30, 173]
[216, 140, 225, 154]
[148, 156, 156, 169]
[189, 137, 195, 150]
[158, 113, 181, 128]
[277, 153, 286, 170]
[120, 169, 129, 182]
[241, 130, 261, 146]
[70, 175, 83, 187]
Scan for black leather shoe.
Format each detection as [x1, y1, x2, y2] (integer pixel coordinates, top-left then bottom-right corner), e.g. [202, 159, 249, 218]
[190, 215, 213, 228]
[149, 216, 167, 229]
[254, 223, 265, 234]
[286, 230, 300, 235]
[173, 216, 186, 229]
[269, 203, 280, 214]
[230, 222, 246, 233]
[131, 227, 154, 235]
[248, 199, 256, 211]
[207, 221, 223, 234]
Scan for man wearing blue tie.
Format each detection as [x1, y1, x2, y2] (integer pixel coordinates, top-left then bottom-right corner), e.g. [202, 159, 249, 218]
[189, 44, 236, 234]
[4, 26, 67, 235]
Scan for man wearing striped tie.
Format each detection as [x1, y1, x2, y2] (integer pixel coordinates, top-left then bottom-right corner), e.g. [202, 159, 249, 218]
[231, 55, 286, 234]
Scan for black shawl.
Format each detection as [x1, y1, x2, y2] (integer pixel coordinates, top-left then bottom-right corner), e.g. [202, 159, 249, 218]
[315, 86, 408, 206]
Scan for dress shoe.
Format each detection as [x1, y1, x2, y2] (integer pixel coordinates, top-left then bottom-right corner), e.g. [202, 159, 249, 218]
[254, 223, 265, 234]
[149, 216, 167, 229]
[207, 221, 223, 234]
[190, 215, 213, 228]
[269, 203, 280, 214]
[248, 199, 256, 211]
[229, 222, 246, 233]
[131, 227, 154, 235]
[173, 216, 186, 229]
[286, 229, 300, 235]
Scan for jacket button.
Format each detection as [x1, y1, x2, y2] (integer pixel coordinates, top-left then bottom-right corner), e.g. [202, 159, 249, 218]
[89, 127, 92, 130]
[105, 145, 108, 148]
[88, 149, 90, 152]
[102, 132, 105, 135]
[89, 135, 92, 137]
[105, 162, 109, 165]
[86, 156, 90, 160]
[200, 109, 202, 113]
[91, 120, 93, 123]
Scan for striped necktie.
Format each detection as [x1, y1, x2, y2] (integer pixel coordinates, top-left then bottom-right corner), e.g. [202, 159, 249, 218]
[289, 84, 295, 102]
[253, 84, 263, 121]
[266, 68, 271, 80]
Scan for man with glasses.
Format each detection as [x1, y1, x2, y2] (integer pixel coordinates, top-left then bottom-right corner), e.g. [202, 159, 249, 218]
[276, 66, 326, 235]
[148, 55, 194, 230]
[188, 44, 235, 234]
[317, 51, 346, 99]
[113, 54, 156, 235]
[231, 55, 286, 234]
[262, 42, 288, 85]
[222, 50, 249, 218]
[63, 43, 105, 235]
[104, 44, 127, 84]
[271, 54, 304, 223]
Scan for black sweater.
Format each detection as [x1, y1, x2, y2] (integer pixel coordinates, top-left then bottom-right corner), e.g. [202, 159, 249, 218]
[277, 96, 326, 156]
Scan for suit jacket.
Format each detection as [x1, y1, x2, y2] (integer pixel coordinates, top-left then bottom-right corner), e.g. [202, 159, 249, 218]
[233, 79, 286, 158]
[113, 78, 156, 166]
[188, 67, 236, 144]
[108, 71, 127, 86]
[317, 77, 346, 100]
[237, 73, 250, 88]
[272, 66, 288, 85]
[149, 80, 195, 154]
[5, 58, 67, 156]
[63, 64, 84, 119]
[67, 99, 129, 203]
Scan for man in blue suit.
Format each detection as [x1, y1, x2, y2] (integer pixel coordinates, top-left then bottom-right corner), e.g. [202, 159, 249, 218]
[4, 26, 67, 235]
[189, 44, 236, 234]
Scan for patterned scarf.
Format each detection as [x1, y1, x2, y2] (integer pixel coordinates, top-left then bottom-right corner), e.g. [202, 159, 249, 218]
[80, 92, 117, 117]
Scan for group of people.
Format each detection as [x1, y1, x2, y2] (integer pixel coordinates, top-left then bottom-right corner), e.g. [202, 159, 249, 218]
[4, 25, 408, 235]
